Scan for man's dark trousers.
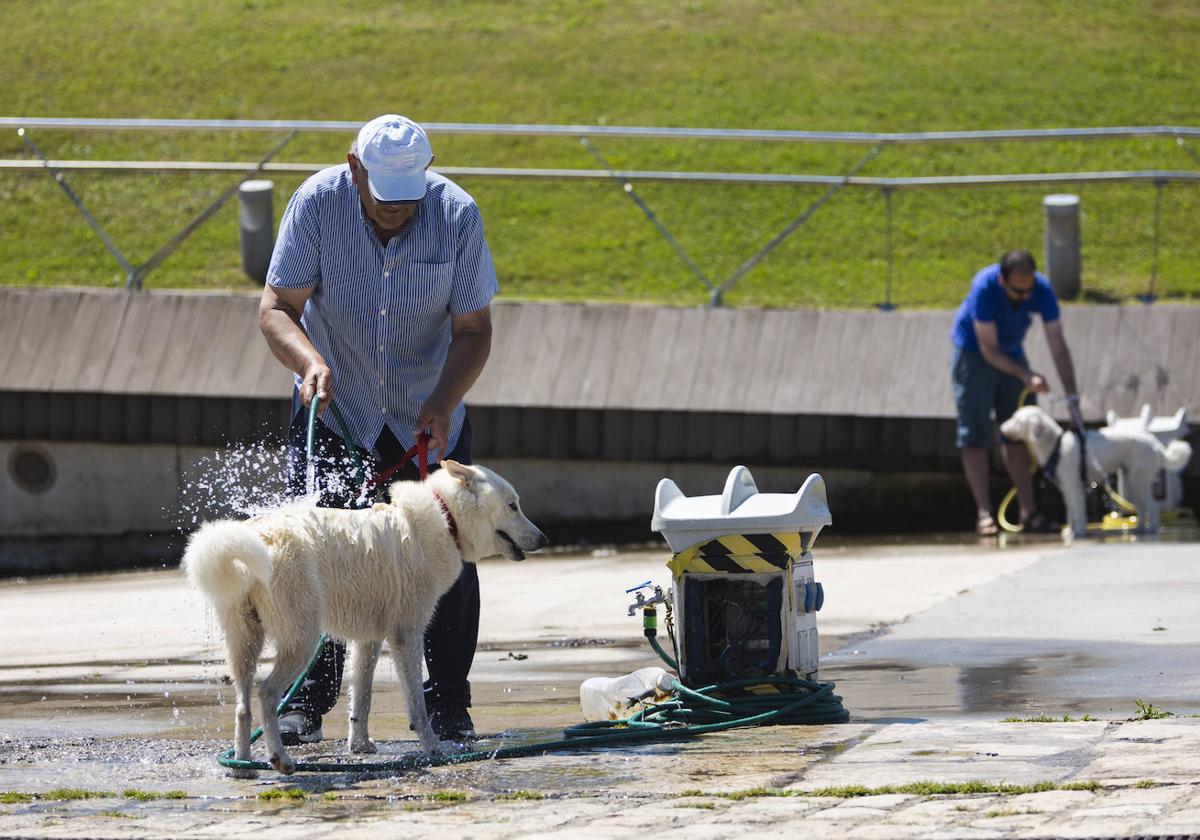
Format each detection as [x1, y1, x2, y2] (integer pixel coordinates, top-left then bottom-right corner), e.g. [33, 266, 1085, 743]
[281, 407, 480, 718]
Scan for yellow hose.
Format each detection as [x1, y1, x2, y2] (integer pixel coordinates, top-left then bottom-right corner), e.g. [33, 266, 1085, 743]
[997, 486, 1023, 533]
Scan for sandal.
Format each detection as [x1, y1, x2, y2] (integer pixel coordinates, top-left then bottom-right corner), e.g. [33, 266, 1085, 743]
[1020, 511, 1060, 534]
[975, 512, 999, 537]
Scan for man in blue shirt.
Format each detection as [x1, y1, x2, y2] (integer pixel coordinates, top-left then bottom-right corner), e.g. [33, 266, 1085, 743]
[949, 250, 1079, 536]
[258, 114, 498, 743]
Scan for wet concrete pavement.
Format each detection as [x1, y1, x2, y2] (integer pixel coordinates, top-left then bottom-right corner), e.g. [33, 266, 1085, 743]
[830, 539, 1200, 720]
[3, 533, 1200, 838]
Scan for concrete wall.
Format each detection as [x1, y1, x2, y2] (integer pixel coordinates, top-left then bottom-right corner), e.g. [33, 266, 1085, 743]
[0, 437, 991, 575]
[3, 288, 1197, 574]
[3, 441, 953, 536]
[4, 287, 1199, 423]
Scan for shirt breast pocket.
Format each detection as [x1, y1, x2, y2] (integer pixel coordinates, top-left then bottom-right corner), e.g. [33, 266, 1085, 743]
[400, 261, 454, 317]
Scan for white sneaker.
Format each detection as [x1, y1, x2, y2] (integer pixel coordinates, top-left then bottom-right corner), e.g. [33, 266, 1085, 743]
[278, 710, 323, 745]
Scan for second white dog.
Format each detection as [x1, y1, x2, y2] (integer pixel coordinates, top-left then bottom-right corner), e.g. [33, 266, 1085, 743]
[182, 460, 547, 776]
[1000, 405, 1192, 538]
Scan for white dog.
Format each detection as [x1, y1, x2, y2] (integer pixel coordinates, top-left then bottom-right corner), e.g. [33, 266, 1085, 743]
[182, 460, 547, 776]
[1000, 405, 1192, 538]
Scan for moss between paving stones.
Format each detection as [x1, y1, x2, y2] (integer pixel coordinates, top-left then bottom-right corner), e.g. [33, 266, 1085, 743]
[681, 780, 1103, 800]
[121, 789, 188, 801]
[495, 790, 545, 801]
[257, 788, 307, 802]
[35, 789, 113, 801]
[0, 789, 188, 805]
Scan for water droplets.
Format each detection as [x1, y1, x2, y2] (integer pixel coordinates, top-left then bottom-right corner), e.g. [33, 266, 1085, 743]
[173, 441, 370, 535]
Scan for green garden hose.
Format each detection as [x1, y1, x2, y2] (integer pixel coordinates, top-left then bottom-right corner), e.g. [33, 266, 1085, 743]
[217, 650, 848, 774]
[216, 612, 848, 774]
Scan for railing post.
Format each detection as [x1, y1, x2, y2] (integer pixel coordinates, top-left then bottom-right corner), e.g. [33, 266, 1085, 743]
[1043, 193, 1081, 300]
[878, 187, 895, 311]
[238, 179, 275, 283]
[1140, 179, 1165, 303]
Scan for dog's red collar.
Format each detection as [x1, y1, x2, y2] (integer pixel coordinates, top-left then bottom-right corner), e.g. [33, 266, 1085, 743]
[432, 490, 462, 552]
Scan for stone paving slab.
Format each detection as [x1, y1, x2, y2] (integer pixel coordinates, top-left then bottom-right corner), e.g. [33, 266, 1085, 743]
[4, 783, 1200, 840]
[3, 721, 1200, 838]
[791, 720, 1110, 789]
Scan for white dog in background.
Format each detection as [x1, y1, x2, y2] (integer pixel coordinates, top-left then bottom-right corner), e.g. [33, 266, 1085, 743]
[182, 460, 547, 776]
[1000, 405, 1192, 538]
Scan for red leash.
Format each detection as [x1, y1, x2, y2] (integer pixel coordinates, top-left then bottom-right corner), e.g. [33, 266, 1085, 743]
[358, 432, 430, 499]
[357, 433, 461, 551]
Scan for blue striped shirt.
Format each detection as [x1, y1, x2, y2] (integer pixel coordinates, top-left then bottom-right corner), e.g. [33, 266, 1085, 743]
[267, 165, 498, 454]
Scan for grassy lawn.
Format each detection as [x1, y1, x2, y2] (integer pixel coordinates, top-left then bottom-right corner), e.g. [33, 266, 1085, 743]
[1, 0, 1198, 307]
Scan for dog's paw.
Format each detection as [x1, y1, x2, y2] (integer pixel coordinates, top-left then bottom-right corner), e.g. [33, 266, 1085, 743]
[349, 738, 377, 755]
[228, 766, 258, 780]
[268, 751, 297, 775]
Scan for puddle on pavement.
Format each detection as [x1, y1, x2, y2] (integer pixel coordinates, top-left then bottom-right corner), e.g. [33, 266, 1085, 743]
[822, 650, 1200, 721]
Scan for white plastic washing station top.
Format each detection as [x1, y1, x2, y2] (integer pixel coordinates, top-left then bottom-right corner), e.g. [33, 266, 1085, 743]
[651, 466, 832, 553]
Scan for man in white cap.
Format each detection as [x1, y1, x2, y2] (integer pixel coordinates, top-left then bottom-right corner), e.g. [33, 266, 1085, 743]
[258, 114, 498, 744]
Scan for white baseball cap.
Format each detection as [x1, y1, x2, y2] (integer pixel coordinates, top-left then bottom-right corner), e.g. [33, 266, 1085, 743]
[355, 114, 432, 201]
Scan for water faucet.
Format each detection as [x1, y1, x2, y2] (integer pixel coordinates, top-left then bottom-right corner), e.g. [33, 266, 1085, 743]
[626, 582, 669, 616]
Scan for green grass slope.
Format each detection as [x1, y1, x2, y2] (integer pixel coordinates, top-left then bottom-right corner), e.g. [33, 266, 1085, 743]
[1, 0, 1198, 308]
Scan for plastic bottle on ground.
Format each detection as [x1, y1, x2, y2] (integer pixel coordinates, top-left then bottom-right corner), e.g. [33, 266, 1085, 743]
[579, 666, 676, 721]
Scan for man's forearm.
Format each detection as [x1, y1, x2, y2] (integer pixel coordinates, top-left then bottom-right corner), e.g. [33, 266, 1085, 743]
[428, 330, 491, 410]
[260, 307, 326, 378]
[979, 346, 1031, 383]
[1049, 343, 1078, 395]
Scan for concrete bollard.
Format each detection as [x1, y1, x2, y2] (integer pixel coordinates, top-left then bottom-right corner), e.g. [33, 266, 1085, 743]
[1044, 194, 1081, 300]
[238, 180, 275, 283]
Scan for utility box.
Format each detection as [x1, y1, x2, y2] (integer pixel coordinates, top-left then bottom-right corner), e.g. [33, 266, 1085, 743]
[651, 466, 832, 685]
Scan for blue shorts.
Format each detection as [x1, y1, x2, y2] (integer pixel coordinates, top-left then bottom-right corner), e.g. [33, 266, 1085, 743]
[951, 346, 1035, 448]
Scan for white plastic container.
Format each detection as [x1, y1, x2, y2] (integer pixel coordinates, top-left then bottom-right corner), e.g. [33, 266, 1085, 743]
[579, 667, 675, 721]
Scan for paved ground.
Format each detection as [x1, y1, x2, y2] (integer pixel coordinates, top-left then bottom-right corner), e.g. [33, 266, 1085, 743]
[2, 532, 1199, 838]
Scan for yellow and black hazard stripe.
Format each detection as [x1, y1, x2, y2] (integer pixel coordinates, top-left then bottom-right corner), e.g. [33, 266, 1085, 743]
[668, 532, 809, 578]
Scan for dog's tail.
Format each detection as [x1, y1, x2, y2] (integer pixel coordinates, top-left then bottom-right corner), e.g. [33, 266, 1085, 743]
[1163, 440, 1193, 474]
[181, 520, 272, 611]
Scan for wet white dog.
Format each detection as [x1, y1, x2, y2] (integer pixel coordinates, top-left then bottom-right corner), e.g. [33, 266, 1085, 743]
[182, 460, 547, 776]
[1000, 405, 1192, 538]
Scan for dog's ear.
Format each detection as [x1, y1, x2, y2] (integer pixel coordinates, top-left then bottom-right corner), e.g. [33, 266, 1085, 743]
[441, 459, 476, 485]
[1031, 412, 1054, 441]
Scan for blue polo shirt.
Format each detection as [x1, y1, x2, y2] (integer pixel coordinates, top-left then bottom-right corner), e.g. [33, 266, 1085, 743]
[267, 166, 498, 454]
[950, 264, 1060, 360]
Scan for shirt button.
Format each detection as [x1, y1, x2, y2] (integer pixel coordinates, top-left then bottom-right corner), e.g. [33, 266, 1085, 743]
[378, 344, 383, 351]
[380, 308, 387, 316]
[384, 271, 390, 278]
[379, 377, 384, 385]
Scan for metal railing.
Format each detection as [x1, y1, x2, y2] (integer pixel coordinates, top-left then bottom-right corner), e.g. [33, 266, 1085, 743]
[6, 117, 1200, 302]
[4, 116, 1200, 144]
